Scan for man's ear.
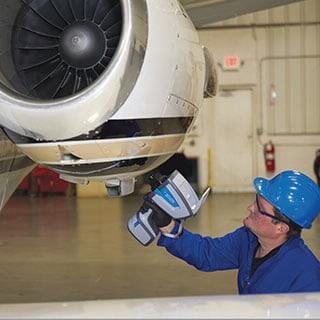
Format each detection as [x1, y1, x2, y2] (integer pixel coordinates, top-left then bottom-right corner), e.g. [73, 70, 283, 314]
[277, 223, 290, 234]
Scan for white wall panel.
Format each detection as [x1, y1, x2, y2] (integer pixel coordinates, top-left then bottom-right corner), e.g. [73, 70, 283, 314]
[261, 57, 320, 135]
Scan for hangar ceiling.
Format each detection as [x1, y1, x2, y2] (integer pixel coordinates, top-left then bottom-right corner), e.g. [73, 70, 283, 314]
[180, 0, 304, 27]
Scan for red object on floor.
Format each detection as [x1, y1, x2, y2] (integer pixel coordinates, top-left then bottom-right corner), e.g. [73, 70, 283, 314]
[17, 166, 69, 194]
[18, 176, 30, 191]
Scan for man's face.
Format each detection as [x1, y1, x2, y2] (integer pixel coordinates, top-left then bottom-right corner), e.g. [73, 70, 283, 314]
[243, 194, 281, 238]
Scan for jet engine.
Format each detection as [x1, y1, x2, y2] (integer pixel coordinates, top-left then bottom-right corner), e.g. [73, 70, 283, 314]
[0, 0, 216, 196]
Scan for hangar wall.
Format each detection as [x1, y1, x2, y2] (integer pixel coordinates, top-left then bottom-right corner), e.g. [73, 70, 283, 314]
[181, 0, 320, 192]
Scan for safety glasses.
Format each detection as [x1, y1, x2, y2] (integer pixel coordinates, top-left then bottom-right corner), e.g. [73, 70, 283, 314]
[255, 194, 288, 224]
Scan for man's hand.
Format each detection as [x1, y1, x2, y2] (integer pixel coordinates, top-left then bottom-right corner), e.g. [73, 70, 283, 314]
[152, 207, 172, 228]
[159, 219, 176, 234]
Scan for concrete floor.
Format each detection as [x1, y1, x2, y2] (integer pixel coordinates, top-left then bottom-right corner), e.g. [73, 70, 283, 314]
[0, 191, 319, 304]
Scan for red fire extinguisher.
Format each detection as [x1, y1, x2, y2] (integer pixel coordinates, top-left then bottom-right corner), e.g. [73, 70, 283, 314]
[264, 141, 275, 172]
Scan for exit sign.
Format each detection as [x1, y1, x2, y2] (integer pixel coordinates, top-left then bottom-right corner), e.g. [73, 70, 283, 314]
[223, 55, 241, 70]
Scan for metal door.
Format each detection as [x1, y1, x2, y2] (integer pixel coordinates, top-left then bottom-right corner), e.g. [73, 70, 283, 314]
[212, 88, 254, 189]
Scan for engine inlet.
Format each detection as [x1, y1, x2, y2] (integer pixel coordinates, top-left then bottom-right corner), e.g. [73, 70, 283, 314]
[12, 0, 122, 99]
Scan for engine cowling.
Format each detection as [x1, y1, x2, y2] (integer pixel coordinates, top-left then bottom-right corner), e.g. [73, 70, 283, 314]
[0, 0, 216, 196]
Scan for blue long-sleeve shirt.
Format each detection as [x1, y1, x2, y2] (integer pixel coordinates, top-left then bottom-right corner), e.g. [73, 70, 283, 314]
[157, 224, 320, 294]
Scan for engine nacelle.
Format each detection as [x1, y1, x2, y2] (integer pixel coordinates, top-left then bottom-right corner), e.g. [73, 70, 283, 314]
[0, 0, 217, 196]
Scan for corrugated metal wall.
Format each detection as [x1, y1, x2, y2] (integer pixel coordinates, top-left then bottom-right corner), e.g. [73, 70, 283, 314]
[193, 0, 320, 189]
[209, 0, 320, 135]
[259, 1, 320, 135]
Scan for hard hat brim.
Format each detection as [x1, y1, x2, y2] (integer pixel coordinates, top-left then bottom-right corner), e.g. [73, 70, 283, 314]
[253, 177, 269, 196]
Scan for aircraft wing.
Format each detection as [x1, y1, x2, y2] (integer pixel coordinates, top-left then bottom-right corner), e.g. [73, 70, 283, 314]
[181, 0, 304, 28]
[0, 292, 318, 318]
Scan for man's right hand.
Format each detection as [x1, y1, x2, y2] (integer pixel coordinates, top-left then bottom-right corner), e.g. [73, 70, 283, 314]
[152, 206, 173, 228]
[159, 219, 176, 234]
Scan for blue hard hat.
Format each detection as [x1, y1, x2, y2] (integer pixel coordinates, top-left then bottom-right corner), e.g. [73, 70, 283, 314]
[254, 170, 320, 229]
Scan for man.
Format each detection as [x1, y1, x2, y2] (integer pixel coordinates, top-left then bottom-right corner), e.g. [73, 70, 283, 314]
[154, 170, 320, 294]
